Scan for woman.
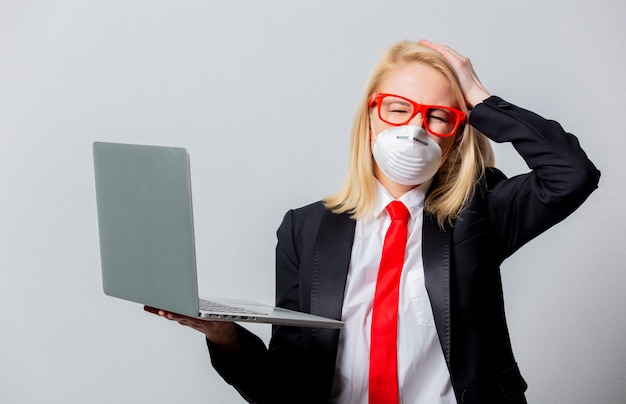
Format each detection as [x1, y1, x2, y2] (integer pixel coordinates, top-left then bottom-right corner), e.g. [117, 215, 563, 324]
[151, 39, 600, 403]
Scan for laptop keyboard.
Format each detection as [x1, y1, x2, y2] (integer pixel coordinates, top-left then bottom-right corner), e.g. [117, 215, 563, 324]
[199, 299, 266, 315]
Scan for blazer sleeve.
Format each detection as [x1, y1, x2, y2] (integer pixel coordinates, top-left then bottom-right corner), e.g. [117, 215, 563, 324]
[469, 96, 601, 258]
[206, 205, 326, 404]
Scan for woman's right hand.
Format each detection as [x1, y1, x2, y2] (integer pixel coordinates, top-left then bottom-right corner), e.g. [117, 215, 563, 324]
[144, 306, 242, 353]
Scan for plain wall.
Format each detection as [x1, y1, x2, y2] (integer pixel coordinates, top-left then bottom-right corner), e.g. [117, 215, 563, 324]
[1, 1, 624, 403]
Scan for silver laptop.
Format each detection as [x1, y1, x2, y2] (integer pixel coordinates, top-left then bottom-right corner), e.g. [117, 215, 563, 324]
[93, 141, 342, 329]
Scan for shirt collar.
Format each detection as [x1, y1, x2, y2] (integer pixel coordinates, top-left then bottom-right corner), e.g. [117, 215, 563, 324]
[373, 179, 432, 220]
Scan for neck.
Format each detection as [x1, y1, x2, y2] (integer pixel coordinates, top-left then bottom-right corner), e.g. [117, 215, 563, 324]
[374, 165, 418, 199]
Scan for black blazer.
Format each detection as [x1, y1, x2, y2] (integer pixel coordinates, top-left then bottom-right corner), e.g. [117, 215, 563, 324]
[208, 97, 600, 404]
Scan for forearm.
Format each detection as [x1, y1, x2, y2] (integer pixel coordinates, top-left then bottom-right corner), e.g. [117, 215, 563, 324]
[206, 324, 275, 403]
[470, 96, 600, 254]
[472, 96, 599, 199]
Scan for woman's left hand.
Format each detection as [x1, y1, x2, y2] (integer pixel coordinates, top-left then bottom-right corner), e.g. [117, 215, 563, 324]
[418, 39, 491, 108]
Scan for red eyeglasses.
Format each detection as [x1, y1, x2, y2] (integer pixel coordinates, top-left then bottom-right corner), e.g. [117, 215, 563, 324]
[368, 92, 467, 137]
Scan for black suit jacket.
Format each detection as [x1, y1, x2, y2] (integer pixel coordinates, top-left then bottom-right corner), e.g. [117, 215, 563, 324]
[208, 97, 600, 403]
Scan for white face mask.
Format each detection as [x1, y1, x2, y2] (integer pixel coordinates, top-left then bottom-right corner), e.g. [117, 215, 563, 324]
[372, 125, 442, 186]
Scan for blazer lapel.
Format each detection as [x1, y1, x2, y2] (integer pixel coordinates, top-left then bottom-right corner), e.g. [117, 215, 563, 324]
[306, 210, 355, 397]
[422, 212, 452, 364]
[310, 210, 355, 320]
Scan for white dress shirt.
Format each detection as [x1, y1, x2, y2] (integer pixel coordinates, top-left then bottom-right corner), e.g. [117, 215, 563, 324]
[329, 180, 456, 404]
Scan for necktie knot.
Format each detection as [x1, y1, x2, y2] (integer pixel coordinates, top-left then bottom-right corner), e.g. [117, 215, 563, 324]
[386, 200, 410, 223]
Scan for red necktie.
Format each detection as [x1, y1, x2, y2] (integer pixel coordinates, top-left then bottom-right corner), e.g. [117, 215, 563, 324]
[369, 200, 410, 404]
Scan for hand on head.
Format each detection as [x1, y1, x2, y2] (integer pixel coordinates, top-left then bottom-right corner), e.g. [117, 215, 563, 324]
[418, 39, 491, 108]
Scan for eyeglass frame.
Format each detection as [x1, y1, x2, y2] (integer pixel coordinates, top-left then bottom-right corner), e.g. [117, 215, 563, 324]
[368, 92, 467, 137]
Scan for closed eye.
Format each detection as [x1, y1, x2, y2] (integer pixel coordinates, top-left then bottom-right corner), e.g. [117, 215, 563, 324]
[384, 101, 412, 114]
[427, 109, 452, 123]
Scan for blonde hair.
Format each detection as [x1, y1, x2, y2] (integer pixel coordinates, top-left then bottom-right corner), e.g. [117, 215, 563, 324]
[324, 41, 495, 226]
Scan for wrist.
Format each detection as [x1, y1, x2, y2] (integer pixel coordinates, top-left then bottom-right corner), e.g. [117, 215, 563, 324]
[205, 322, 242, 354]
[467, 88, 491, 109]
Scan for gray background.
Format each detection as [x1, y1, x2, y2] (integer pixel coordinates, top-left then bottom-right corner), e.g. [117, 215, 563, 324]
[1, 1, 624, 403]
